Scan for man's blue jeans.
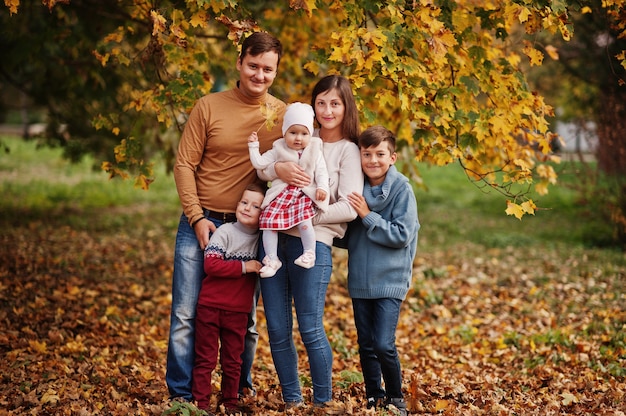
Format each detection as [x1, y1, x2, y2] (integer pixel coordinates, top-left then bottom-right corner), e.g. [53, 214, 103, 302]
[351, 297, 403, 400]
[165, 213, 259, 400]
[260, 233, 333, 405]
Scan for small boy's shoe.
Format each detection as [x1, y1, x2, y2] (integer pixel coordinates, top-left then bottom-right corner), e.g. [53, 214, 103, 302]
[386, 397, 408, 416]
[312, 400, 346, 415]
[260, 256, 282, 278]
[221, 402, 251, 415]
[294, 249, 315, 269]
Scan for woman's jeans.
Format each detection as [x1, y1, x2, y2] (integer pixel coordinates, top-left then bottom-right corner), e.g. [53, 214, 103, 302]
[260, 233, 333, 404]
[352, 297, 403, 399]
[166, 213, 259, 400]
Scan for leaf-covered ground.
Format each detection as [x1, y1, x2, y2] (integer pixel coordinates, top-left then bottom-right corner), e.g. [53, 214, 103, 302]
[1, 207, 625, 415]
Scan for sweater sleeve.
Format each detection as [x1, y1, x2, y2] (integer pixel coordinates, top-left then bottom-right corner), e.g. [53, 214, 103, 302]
[314, 143, 330, 193]
[249, 141, 279, 170]
[204, 255, 245, 279]
[361, 183, 419, 248]
[315, 141, 363, 225]
[173, 98, 209, 226]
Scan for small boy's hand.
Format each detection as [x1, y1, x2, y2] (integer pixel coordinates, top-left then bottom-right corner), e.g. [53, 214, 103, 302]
[316, 188, 327, 201]
[244, 260, 263, 274]
[248, 131, 259, 143]
[348, 191, 370, 218]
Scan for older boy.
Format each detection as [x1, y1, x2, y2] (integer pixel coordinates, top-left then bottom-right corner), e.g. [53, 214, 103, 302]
[346, 125, 420, 416]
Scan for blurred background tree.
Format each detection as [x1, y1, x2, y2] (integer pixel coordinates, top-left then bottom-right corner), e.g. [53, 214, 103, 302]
[526, 0, 626, 246]
[1, 0, 625, 243]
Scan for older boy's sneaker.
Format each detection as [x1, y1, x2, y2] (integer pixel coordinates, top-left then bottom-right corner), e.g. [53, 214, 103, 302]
[260, 256, 282, 278]
[294, 249, 315, 269]
[238, 387, 257, 399]
[386, 397, 408, 416]
[367, 397, 385, 409]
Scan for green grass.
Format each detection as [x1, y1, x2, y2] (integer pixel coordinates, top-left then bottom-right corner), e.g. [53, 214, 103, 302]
[412, 158, 616, 252]
[0, 135, 180, 231]
[0, 134, 622, 261]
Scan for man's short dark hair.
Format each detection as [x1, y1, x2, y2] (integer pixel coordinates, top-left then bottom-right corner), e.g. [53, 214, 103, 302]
[239, 32, 282, 65]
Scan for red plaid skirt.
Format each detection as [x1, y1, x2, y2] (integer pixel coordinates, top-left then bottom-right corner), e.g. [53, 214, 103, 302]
[260, 185, 316, 230]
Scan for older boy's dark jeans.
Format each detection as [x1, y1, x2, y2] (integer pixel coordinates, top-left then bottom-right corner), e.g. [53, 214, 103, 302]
[352, 297, 404, 399]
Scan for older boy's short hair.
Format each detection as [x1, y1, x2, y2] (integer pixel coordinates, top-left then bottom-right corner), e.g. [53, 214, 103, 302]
[358, 125, 396, 154]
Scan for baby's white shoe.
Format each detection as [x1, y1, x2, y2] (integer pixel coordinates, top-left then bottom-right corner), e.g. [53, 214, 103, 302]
[260, 256, 282, 278]
[294, 250, 315, 269]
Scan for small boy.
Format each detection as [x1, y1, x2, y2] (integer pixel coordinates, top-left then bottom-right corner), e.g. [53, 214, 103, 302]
[345, 125, 420, 416]
[192, 182, 266, 415]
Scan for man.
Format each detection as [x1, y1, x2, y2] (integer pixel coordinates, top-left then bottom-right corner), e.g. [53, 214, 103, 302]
[167, 31, 286, 402]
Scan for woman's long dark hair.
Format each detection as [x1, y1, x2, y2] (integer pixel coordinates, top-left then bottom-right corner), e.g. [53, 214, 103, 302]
[311, 75, 360, 144]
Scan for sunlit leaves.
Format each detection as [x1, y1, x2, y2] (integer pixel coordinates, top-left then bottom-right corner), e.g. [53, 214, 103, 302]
[289, 0, 316, 17]
[256, 101, 280, 132]
[524, 41, 545, 66]
[150, 10, 167, 36]
[506, 199, 536, 219]
[4, 0, 19, 14]
[102, 137, 154, 190]
[4, 0, 625, 217]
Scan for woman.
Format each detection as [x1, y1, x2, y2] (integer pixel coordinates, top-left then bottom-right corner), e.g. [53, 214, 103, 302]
[259, 75, 363, 410]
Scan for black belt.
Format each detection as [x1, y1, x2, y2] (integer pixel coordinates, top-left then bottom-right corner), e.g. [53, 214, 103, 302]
[205, 209, 236, 223]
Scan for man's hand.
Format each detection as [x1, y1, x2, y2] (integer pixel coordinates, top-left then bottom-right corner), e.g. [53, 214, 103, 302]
[275, 161, 311, 188]
[347, 192, 370, 219]
[193, 218, 217, 250]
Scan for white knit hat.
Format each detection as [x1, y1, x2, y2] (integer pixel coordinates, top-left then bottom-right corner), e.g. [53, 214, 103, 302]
[282, 102, 315, 136]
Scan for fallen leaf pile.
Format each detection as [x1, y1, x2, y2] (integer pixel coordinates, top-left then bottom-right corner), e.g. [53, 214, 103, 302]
[1, 216, 624, 415]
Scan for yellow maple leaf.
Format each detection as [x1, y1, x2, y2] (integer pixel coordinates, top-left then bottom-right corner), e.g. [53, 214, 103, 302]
[544, 45, 559, 60]
[150, 10, 167, 36]
[534, 180, 549, 196]
[289, 0, 317, 17]
[42, 0, 69, 10]
[5, 0, 19, 14]
[135, 174, 154, 190]
[520, 200, 536, 215]
[189, 11, 208, 27]
[523, 41, 544, 66]
[518, 6, 532, 23]
[505, 201, 524, 220]
[41, 389, 60, 405]
[257, 102, 280, 132]
[561, 391, 579, 405]
[435, 399, 449, 411]
[29, 339, 47, 354]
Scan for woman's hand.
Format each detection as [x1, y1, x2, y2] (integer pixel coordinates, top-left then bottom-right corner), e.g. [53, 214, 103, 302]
[275, 161, 311, 187]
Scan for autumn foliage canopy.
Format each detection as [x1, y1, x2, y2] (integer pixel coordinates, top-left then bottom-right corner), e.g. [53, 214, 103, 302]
[3, 0, 626, 217]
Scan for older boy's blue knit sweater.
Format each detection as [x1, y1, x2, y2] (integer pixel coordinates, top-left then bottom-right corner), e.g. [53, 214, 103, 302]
[346, 165, 420, 300]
